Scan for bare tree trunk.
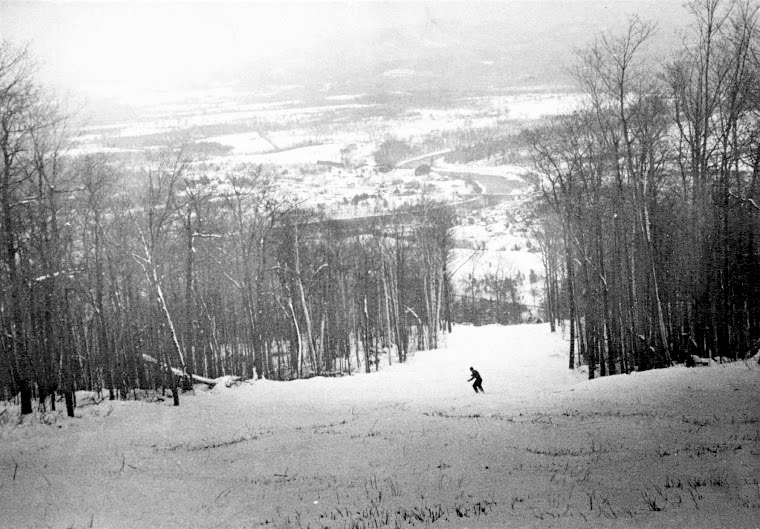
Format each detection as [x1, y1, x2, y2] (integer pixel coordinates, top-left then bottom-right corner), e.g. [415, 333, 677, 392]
[134, 227, 186, 405]
[184, 209, 195, 376]
[292, 222, 316, 375]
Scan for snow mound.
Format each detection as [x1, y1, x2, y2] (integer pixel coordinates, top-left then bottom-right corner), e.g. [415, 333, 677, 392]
[209, 375, 244, 392]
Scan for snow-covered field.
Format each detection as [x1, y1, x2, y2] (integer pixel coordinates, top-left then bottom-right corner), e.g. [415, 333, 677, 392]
[2, 324, 758, 529]
[220, 143, 346, 166]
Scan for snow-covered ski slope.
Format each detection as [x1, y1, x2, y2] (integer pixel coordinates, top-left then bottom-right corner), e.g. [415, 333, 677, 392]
[1, 324, 758, 529]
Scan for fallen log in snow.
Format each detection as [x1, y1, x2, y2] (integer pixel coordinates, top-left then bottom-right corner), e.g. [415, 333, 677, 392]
[690, 355, 712, 367]
[142, 354, 220, 387]
[210, 375, 243, 389]
[168, 367, 220, 387]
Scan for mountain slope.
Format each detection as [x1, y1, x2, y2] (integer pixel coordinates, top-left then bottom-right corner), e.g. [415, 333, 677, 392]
[1, 323, 758, 528]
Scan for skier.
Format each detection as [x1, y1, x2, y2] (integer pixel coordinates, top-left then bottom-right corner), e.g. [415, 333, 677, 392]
[468, 367, 484, 393]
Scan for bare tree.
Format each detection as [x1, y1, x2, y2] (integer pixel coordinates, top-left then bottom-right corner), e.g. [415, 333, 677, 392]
[132, 146, 189, 405]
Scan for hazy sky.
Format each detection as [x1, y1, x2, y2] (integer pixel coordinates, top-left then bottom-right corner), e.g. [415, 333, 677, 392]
[1, 1, 691, 105]
[3, 2, 361, 94]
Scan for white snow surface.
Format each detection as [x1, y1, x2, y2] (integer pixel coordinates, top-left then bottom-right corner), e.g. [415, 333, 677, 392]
[434, 162, 529, 181]
[215, 143, 345, 166]
[1, 324, 758, 528]
[199, 132, 275, 154]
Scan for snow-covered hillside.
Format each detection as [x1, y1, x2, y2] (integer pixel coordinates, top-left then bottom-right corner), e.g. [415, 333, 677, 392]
[1, 324, 758, 528]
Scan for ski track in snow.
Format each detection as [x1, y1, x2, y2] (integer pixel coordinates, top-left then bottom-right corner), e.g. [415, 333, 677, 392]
[1, 324, 758, 529]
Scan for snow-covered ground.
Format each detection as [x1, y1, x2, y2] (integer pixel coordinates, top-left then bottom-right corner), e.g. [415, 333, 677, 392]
[220, 143, 346, 165]
[434, 162, 529, 181]
[200, 132, 276, 154]
[2, 324, 758, 529]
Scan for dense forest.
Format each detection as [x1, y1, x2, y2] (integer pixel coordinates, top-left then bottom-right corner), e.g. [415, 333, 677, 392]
[0, 39, 457, 414]
[529, 0, 760, 377]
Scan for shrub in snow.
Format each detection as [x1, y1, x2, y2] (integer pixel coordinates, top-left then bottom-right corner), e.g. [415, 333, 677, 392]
[414, 164, 431, 175]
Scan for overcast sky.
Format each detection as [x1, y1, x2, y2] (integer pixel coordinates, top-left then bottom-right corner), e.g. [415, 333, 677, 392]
[1, 1, 691, 106]
[3, 3, 364, 94]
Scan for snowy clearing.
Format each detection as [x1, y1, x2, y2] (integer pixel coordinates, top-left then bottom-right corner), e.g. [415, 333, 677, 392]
[199, 132, 276, 155]
[433, 162, 529, 181]
[1, 324, 758, 529]
[462, 93, 584, 121]
[217, 143, 345, 166]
